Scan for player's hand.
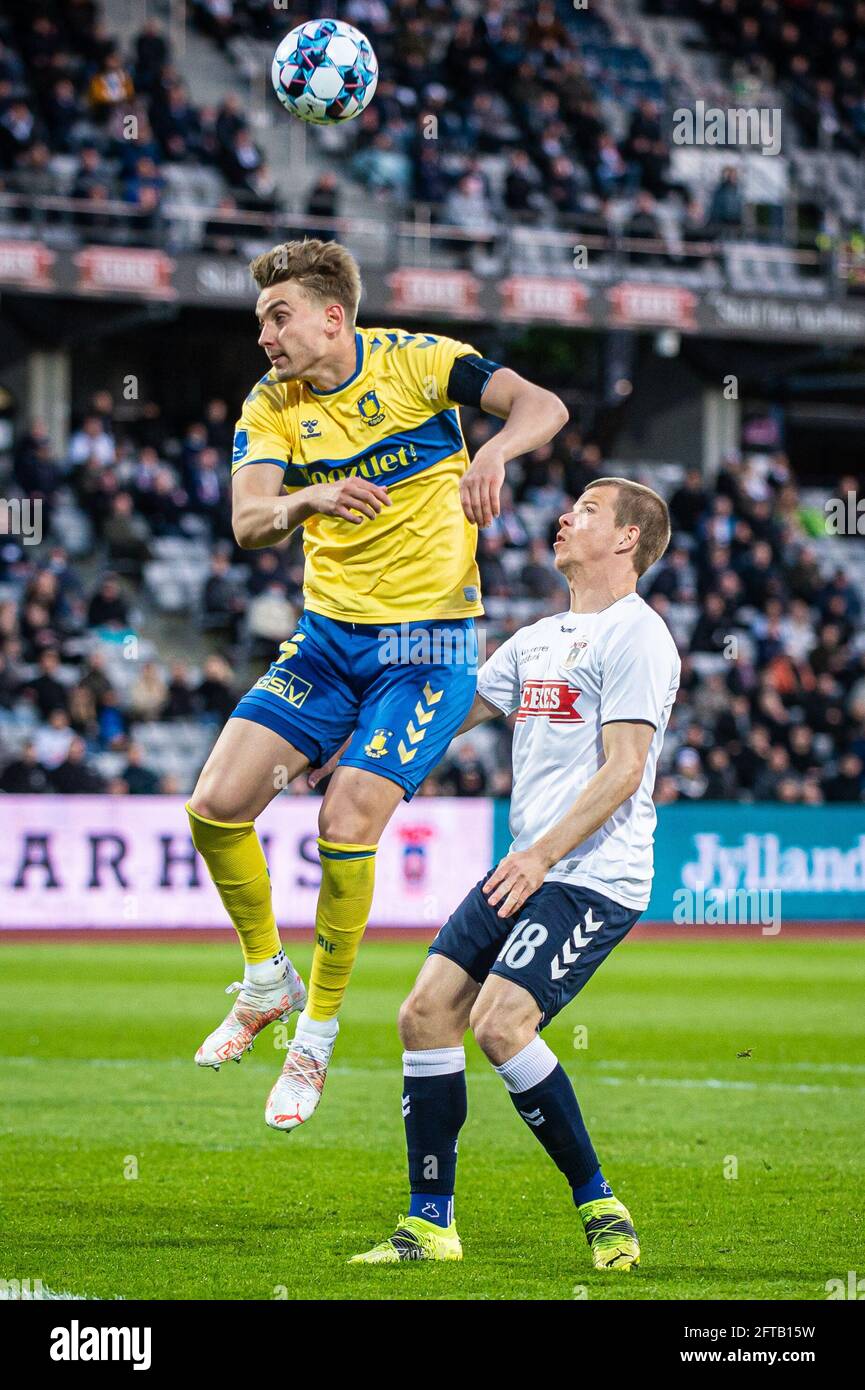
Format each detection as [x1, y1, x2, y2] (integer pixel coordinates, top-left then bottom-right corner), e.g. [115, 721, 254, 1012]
[307, 737, 350, 789]
[482, 847, 550, 919]
[306, 478, 391, 524]
[460, 443, 506, 529]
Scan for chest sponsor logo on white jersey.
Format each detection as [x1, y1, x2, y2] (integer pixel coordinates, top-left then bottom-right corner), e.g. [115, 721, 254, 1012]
[561, 638, 589, 670]
[516, 679, 583, 722]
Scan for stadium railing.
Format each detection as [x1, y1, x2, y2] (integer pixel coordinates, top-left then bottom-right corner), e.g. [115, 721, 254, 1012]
[0, 194, 835, 291]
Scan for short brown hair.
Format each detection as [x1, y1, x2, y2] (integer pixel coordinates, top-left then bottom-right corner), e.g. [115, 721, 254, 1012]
[583, 476, 671, 576]
[249, 238, 362, 325]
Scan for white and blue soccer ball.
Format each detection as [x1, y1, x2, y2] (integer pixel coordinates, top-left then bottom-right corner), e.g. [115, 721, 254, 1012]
[271, 19, 378, 125]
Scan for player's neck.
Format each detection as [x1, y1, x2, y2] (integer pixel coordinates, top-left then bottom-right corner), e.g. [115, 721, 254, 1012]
[302, 332, 358, 392]
[565, 573, 637, 615]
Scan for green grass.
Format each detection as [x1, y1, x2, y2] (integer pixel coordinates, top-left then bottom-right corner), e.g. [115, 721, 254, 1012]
[1, 939, 863, 1301]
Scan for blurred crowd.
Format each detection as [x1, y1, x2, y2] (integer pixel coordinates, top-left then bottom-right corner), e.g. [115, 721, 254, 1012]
[1, 381, 864, 805]
[0, 0, 835, 259]
[685, 0, 865, 154]
[0, 0, 276, 240]
[329, 0, 751, 251]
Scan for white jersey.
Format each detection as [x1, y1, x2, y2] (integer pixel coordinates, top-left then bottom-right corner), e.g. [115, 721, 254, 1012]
[477, 592, 680, 910]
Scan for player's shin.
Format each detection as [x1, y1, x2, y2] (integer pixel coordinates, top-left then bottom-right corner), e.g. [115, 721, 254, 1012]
[403, 1047, 467, 1229]
[494, 1036, 605, 1196]
[493, 1035, 639, 1267]
[186, 804, 282, 966]
[302, 838, 377, 1025]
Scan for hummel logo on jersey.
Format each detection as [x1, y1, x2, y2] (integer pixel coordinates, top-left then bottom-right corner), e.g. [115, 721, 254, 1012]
[300, 418, 322, 438]
[516, 679, 582, 723]
[550, 908, 604, 980]
[402, 1095, 411, 1117]
[519, 1107, 545, 1128]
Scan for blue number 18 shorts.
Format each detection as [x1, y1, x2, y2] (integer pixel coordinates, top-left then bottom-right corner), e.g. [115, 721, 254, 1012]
[430, 875, 642, 1026]
[230, 610, 478, 799]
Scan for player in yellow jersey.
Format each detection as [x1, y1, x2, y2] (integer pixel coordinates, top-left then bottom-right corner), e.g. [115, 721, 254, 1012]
[186, 238, 568, 1132]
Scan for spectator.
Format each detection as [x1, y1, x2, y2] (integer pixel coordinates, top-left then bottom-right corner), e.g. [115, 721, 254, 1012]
[823, 753, 864, 802]
[97, 688, 127, 748]
[441, 741, 489, 796]
[133, 19, 169, 94]
[707, 166, 743, 237]
[34, 708, 75, 770]
[26, 648, 68, 719]
[195, 654, 236, 723]
[129, 661, 168, 722]
[1, 742, 50, 794]
[87, 574, 130, 630]
[51, 737, 106, 793]
[87, 51, 135, 120]
[669, 467, 709, 534]
[305, 172, 340, 241]
[121, 742, 160, 795]
[103, 492, 153, 577]
[504, 147, 544, 218]
[68, 414, 115, 472]
[161, 661, 194, 719]
[79, 650, 113, 709]
[202, 549, 245, 640]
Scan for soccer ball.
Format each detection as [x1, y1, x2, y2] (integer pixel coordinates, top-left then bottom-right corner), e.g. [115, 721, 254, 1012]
[271, 19, 378, 125]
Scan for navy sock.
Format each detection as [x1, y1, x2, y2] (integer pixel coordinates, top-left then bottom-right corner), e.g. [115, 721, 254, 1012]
[403, 1048, 467, 1228]
[508, 1063, 599, 1189]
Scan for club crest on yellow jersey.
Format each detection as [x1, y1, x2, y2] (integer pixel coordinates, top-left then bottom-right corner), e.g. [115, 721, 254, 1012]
[356, 390, 385, 426]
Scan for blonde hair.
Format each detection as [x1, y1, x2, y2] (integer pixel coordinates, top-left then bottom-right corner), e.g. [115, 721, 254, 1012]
[583, 476, 671, 576]
[249, 238, 362, 324]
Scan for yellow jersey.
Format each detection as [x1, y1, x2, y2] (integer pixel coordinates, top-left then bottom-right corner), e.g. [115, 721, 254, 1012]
[231, 327, 485, 625]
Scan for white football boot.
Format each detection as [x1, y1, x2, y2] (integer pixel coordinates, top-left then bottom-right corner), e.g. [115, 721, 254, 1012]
[195, 962, 307, 1070]
[265, 1022, 338, 1131]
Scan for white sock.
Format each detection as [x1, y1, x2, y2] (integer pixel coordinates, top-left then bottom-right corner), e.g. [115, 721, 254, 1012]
[402, 1046, 465, 1077]
[494, 1036, 557, 1094]
[295, 1010, 339, 1042]
[244, 949, 287, 989]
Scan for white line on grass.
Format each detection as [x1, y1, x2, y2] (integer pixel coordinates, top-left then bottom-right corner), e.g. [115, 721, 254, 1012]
[2, 1057, 861, 1094]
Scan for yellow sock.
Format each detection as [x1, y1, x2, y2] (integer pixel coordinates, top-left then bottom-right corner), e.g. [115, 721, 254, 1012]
[307, 838, 377, 1021]
[186, 803, 281, 964]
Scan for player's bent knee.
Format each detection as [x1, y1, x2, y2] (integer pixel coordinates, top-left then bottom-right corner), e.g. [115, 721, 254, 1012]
[398, 987, 456, 1050]
[470, 1002, 526, 1064]
[318, 801, 373, 846]
[187, 780, 251, 827]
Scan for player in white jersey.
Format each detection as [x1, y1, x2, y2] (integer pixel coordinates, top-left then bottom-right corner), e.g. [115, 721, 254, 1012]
[350, 477, 680, 1272]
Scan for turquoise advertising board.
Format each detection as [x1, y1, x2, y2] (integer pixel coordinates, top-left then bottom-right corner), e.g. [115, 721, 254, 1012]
[494, 802, 865, 923]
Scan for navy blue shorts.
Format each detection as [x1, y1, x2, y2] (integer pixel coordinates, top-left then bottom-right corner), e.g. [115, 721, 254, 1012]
[230, 609, 477, 800]
[429, 874, 641, 1026]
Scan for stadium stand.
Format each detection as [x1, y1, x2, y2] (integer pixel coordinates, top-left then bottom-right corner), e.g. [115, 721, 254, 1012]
[0, 0, 863, 804]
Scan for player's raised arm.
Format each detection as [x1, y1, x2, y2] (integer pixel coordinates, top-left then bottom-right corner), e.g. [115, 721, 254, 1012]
[232, 462, 391, 549]
[483, 719, 655, 918]
[458, 366, 569, 528]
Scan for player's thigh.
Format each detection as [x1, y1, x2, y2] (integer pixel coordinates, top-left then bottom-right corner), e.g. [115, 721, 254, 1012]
[399, 951, 480, 1049]
[189, 717, 309, 822]
[338, 618, 478, 800]
[427, 870, 513, 994]
[486, 883, 642, 1029]
[231, 611, 360, 771]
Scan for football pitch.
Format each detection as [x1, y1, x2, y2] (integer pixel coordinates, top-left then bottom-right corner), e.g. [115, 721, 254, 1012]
[2, 937, 862, 1302]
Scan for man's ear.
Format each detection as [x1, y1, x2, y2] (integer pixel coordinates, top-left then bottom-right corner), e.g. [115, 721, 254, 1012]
[616, 524, 640, 554]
